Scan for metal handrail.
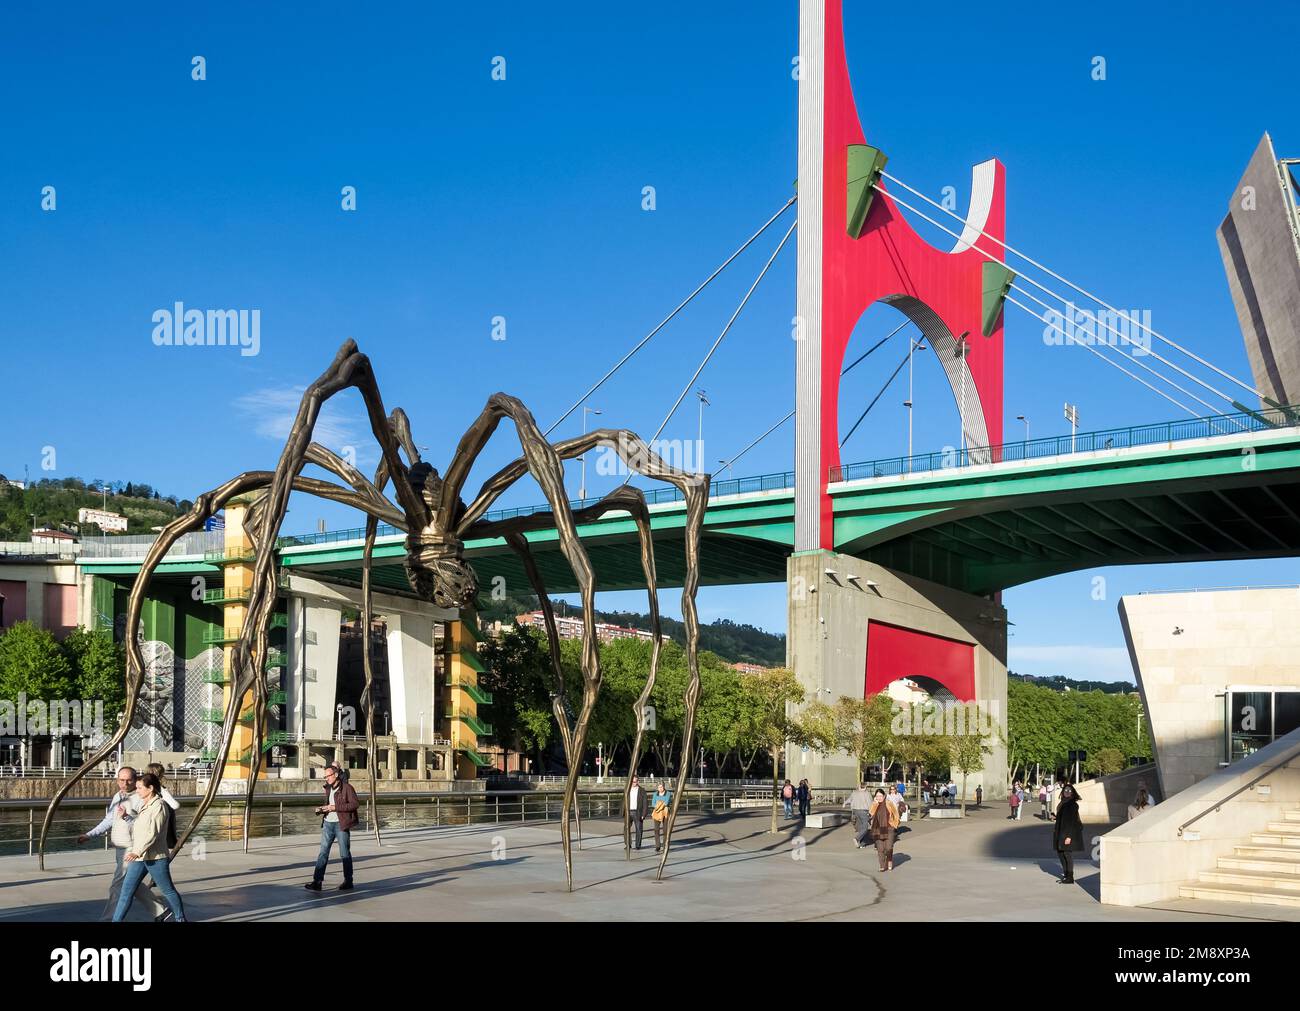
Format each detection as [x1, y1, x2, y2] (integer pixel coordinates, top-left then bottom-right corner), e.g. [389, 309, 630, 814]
[1177, 750, 1300, 837]
[832, 406, 1298, 484]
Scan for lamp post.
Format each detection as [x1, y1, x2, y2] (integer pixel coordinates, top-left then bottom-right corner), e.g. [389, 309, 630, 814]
[1064, 402, 1079, 454]
[579, 406, 602, 501]
[904, 337, 927, 469]
[695, 389, 711, 474]
[597, 741, 604, 784]
[954, 331, 971, 459]
[336, 703, 345, 742]
[1016, 414, 1030, 458]
[698, 745, 705, 786]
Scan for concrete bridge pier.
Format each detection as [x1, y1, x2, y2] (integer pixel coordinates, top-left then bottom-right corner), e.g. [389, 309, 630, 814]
[785, 551, 1009, 797]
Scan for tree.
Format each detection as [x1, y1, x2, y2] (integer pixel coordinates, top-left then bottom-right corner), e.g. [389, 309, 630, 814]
[478, 624, 556, 771]
[61, 627, 126, 737]
[737, 667, 806, 833]
[948, 704, 994, 814]
[0, 622, 75, 768]
[1090, 746, 1126, 777]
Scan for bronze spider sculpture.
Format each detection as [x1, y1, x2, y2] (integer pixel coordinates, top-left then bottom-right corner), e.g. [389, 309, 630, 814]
[39, 339, 709, 891]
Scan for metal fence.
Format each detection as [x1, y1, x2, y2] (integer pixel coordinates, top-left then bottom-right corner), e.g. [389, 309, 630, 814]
[832, 407, 1296, 483]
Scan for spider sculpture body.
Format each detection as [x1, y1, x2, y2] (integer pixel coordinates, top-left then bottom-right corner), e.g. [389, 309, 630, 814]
[40, 340, 709, 891]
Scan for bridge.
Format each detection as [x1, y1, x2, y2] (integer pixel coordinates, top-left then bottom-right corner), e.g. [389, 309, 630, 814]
[79, 406, 1300, 598]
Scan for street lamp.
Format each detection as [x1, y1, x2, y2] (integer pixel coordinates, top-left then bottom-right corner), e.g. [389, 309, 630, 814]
[953, 331, 971, 459]
[336, 703, 345, 742]
[579, 406, 602, 501]
[695, 389, 711, 475]
[698, 745, 705, 785]
[1064, 402, 1079, 454]
[1016, 414, 1030, 458]
[717, 459, 733, 478]
[904, 337, 927, 469]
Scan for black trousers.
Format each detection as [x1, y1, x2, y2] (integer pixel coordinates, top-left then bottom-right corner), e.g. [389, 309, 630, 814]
[631, 815, 643, 849]
[1058, 849, 1074, 880]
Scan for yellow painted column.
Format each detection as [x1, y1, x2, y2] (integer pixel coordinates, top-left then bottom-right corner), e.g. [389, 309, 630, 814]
[447, 613, 487, 780]
[220, 498, 258, 780]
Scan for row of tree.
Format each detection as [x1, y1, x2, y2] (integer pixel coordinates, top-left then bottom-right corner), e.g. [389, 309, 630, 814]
[0, 622, 127, 758]
[1006, 678, 1150, 782]
[480, 626, 1000, 830]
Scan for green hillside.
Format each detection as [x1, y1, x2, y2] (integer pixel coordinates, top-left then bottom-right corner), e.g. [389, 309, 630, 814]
[0, 477, 191, 540]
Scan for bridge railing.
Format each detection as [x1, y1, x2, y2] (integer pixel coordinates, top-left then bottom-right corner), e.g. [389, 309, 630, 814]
[830, 406, 1296, 483]
[274, 469, 798, 548]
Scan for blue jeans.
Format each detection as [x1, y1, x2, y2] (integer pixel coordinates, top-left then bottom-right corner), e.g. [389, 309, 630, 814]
[783, 798, 793, 818]
[313, 820, 353, 883]
[113, 857, 185, 922]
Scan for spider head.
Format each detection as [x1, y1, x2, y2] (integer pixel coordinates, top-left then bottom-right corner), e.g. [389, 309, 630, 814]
[403, 463, 479, 609]
[405, 548, 478, 610]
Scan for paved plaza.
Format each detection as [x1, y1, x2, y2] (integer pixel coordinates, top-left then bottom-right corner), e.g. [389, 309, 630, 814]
[2, 804, 1295, 922]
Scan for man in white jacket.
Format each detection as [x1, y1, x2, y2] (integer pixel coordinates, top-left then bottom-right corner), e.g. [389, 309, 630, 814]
[78, 766, 168, 921]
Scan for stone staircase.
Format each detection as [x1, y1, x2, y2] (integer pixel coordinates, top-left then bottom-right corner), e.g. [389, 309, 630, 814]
[1180, 807, 1300, 908]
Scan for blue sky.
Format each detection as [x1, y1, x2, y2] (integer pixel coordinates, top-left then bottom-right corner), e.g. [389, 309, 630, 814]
[2, 1, 1297, 682]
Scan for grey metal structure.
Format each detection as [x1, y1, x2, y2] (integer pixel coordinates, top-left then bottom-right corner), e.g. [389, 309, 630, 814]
[39, 340, 709, 892]
[1217, 131, 1300, 408]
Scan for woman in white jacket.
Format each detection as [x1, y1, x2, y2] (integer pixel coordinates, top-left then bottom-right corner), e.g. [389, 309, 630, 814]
[111, 772, 187, 922]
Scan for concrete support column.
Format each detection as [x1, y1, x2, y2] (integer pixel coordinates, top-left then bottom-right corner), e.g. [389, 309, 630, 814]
[386, 612, 433, 745]
[417, 747, 428, 779]
[387, 744, 398, 780]
[786, 551, 1008, 795]
[303, 602, 343, 740]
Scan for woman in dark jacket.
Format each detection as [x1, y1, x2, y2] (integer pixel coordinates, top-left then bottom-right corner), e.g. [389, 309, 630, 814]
[797, 779, 811, 820]
[1053, 783, 1085, 883]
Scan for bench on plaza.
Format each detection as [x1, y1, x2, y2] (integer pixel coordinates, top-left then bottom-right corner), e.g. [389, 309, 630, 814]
[728, 798, 771, 808]
[927, 807, 964, 819]
[805, 812, 849, 828]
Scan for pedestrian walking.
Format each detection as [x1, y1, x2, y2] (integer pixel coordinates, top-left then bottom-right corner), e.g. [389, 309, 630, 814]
[974, 784, 983, 808]
[1127, 787, 1152, 822]
[78, 766, 167, 922]
[947, 780, 957, 807]
[868, 788, 900, 871]
[797, 779, 811, 819]
[844, 781, 873, 848]
[1008, 783, 1021, 820]
[1054, 784, 1085, 884]
[651, 781, 672, 851]
[892, 782, 909, 823]
[1038, 782, 1049, 820]
[782, 779, 795, 819]
[1045, 780, 1056, 820]
[305, 763, 359, 891]
[627, 775, 648, 850]
[921, 779, 931, 805]
[111, 772, 187, 922]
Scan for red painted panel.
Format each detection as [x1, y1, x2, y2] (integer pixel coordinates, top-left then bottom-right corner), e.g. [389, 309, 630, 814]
[43, 583, 77, 639]
[864, 620, 975, 702]
[0, 580, 26, 629]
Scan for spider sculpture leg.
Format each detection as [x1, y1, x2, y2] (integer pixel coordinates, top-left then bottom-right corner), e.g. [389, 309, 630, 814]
[491, 484, 662, 860]
[503, 531, 586, 851]
[461, 423, 707, 885]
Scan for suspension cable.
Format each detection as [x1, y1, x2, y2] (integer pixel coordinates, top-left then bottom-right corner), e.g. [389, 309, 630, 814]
[545, 194, 798, 437]
[1008, 283, 1231, 420]
[629, 218, 798, 484]
[840, 343, 912, 448]
[878, 170, 1261, 399]
[875, 184, 1243, 410]
[712, 320, 914, 476]
[1006, 296, 1201, 419]
[843, 319, 911, 377]
[713, 410, 794, 477]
